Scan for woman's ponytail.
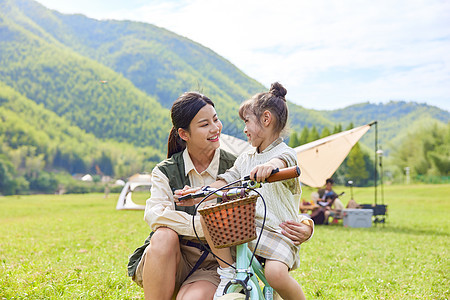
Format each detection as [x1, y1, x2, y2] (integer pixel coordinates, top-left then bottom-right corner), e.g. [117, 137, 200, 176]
[167, 126, 186, 158]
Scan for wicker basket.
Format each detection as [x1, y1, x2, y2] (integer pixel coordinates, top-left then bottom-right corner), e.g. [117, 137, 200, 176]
[198, 195, 258, 249]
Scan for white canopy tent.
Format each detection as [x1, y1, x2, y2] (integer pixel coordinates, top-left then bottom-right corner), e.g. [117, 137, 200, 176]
[294, 123, 372, 187]
[116, 173, 151, 210]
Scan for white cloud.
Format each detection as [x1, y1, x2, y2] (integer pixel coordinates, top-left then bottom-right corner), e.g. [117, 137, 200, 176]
[35, 0, 450, 111]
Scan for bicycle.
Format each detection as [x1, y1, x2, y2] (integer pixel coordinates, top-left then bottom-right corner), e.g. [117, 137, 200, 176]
[178, 166, 301, 300]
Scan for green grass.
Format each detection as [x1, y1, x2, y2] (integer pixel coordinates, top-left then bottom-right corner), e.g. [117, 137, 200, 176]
[1, 184, 449, 299]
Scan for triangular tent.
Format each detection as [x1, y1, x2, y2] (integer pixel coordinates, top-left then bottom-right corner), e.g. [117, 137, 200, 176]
[295, 124, 371, 187]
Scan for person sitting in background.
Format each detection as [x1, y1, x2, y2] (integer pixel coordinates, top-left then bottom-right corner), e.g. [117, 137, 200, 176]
[323, 193, 344, 224]
[319, 178, 345, 224]
[317, 178, 337, 204]
[311, 178, 344, 225]
[310, 191, 320, 205]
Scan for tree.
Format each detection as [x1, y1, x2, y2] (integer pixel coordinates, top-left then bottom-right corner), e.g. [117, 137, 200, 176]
[345, 143, 369, 186]
[0, 156, 29, 195]
[98, 152, 114, 176]
[0, 157, 15, 195]
[345, 122, 354, 131]
[333, 124, 342, 134]
[308, 126, 320, 143]
[320, 126, 331, 138]
[299, 126, 309, 145]
[288, 131, 300, 148]
[391, 121, 449, 178]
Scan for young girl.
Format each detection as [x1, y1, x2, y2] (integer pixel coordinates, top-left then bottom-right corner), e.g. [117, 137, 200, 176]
[178, 82, 312, 300]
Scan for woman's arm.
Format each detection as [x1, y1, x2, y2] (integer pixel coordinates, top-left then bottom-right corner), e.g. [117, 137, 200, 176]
[144, 167, 206, 237]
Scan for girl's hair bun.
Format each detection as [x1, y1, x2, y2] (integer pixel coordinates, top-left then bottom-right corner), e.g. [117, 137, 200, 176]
[269, 82, 287, 100]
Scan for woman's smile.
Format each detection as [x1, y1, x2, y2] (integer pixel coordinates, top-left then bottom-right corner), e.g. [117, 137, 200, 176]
[207, 134, 220, 142]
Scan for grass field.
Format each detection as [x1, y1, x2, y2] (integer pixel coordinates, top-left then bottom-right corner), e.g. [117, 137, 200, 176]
[1, 184, 449, 299]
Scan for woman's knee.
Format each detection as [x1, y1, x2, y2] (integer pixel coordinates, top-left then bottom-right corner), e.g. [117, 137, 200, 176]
[177, 281, 216, 300]
[147, 227, 180, 258]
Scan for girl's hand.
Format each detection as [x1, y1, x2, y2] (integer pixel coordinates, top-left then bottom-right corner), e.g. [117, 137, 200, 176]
[249, 158, 287, 182]
[280, 220, 313, 245]
[249, 163, 277, 182]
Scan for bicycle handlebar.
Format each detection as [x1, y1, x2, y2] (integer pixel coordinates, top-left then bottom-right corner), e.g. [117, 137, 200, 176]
[265, 166, 300, 183]
[178, 166, 301, 201]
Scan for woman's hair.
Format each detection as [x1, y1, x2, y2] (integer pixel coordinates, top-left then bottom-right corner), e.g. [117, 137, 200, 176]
[167, 92, 215, 158]
[238, 82, 288, 135]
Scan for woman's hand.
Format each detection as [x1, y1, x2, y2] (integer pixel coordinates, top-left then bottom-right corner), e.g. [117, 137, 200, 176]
[280, 220, 313, 246]
[173, 185, 202, 206]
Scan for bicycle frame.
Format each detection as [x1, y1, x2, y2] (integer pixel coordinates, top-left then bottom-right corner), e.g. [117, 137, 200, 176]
[229, 243, 273, 300]
[179, 166, 301, 300]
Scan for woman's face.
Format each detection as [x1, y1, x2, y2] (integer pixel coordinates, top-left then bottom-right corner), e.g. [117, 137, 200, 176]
[179, 104, 222, 153]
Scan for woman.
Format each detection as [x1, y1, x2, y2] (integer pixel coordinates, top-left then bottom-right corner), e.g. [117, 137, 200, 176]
[128, 92, 313, 300]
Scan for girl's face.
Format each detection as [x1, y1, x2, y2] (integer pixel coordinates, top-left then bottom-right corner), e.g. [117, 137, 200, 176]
[180, 104, 222, 154]
[243, 113, 265, 149]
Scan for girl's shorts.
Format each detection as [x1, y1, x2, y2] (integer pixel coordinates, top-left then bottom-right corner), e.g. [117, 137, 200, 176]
[247, 222, 300, 270]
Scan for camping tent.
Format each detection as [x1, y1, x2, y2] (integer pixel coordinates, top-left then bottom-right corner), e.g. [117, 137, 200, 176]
[294, 123, 372, 187]
[116, 173, 152, 210]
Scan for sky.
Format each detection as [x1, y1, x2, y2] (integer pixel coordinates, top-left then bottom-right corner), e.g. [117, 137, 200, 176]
[34, 0, 450, 112]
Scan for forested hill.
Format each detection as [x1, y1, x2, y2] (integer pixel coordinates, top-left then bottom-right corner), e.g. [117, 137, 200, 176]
[1, 0, 168, 150]
[321, 101, 449, 147]
[0, 0, 269, 148]
[0, 82, 162, 176]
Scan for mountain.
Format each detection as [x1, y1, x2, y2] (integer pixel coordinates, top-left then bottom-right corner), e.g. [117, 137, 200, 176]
[321, 101, 449, 149]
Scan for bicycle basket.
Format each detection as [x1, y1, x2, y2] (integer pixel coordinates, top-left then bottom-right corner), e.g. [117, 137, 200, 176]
[198, 195, 257, 249]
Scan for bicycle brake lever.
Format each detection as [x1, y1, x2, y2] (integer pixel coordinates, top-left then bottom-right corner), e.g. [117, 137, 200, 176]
[178, 191, 204, 201]
[178, 186, 210, 201]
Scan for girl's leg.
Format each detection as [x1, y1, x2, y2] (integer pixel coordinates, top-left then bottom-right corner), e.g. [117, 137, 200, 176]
[201, 216, 236, 298]
[176, 280, 216, 300]
[201, 216, 233, 267]
[264, 260, 306, 300]
[142, 227, 181, 300]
